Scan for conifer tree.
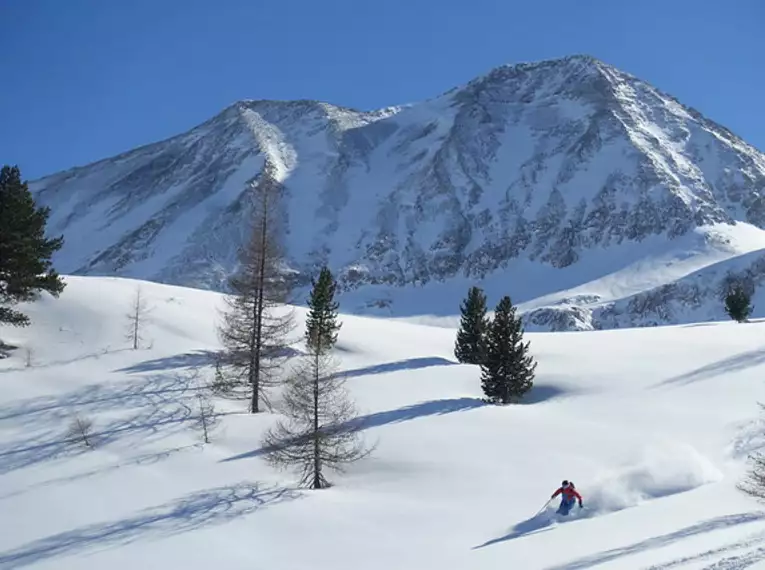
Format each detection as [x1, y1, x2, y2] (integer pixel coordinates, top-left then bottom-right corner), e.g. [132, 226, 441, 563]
[454, 286, 489, 364]
[480, 296, 536, 404]
[0, 165, 65, 326]
[725, 285, 753, 323]
[305, 266, 341, 354]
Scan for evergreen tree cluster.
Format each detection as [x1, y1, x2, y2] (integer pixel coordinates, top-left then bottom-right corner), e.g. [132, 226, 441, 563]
[454, 286, 537, 404]
[0, 165, 65, 327]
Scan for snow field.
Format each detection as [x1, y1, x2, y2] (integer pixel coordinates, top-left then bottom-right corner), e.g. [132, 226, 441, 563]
[2, 276, 765, 569]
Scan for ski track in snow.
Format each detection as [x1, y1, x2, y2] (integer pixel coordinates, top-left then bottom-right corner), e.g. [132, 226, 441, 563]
[642, 531, 765, 569]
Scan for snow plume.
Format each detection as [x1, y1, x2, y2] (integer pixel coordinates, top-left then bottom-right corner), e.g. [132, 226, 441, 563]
[475, 441, 725, 548]
[584, 442, 723, 515]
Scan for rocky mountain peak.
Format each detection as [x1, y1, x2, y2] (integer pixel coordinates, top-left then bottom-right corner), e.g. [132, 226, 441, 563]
[27, 56, 765, 330]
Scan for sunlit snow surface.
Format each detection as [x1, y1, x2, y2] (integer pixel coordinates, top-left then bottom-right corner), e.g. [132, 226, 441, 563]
[2, 276, 765, 568]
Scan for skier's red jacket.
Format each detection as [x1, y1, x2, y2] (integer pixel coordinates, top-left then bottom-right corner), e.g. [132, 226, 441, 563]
[552, 485, 582, 502]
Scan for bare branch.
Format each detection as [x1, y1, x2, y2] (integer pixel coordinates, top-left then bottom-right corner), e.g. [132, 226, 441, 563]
[190, 368, 221, 444]
[66, 415, 95, 448]
[738, 402, 765, 500]
[739, 451, 765, 500]
[262, 348, 373, 489]
[125, 285, 153, 350]
[216, 172, 296, 413]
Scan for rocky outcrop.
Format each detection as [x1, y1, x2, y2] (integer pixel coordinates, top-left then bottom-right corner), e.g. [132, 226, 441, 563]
[523, 250, 765, 331]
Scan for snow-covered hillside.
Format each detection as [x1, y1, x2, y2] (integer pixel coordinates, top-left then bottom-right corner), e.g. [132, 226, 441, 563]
[2, 276, 765, 569]
[27, 55, 765, 330]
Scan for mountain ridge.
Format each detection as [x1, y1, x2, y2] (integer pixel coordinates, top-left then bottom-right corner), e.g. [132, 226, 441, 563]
[32, 54, 764, 180]
[27, 55, 765, 330]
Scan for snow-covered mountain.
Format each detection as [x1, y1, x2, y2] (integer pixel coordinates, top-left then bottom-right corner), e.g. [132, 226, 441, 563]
[29, 55, 765, 329]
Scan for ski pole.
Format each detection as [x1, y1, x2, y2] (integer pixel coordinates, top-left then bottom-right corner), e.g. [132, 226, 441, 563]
[533, 498, 552, 517]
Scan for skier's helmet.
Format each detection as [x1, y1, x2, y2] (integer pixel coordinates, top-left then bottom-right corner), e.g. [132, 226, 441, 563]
[561, 480, 569, 487]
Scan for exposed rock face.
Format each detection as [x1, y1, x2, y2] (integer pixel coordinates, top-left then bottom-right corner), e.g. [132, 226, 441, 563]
[523, 250, 765, 331]
[29, 55, 765, 328]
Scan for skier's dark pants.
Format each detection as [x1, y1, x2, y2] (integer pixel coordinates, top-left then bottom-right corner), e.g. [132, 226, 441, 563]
[557, 496, 576, 515]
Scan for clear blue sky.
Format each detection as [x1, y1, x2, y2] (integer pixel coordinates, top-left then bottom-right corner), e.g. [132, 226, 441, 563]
[1, 0, 763, 180]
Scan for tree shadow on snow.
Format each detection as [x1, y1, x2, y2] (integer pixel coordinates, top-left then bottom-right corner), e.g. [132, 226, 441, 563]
[220, 384, 571, 466]
[0, 347, 135, 374]
[343, 397, 486, 430]
[0, 371, 202, 475]
[654, 347, 765, 388]
[117, 347, 305, 374]
[517, 384, 573, 405]
[543, 512, 765, 570]
[118, 353, 456, 378]
[0, 482, 300, 569]
[115, 350, 221, 374]
[341, 357, 458, 379]
[219, 397, 486, 463]
[0, 370, 195, 426]
[0, 444, 203, 503]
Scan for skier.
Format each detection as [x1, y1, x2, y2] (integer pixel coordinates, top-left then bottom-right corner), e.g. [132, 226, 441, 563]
[551, 480, 583, 515]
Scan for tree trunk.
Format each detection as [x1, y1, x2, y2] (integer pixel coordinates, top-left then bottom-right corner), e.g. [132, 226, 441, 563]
[249, 193, 269, 414]
[312, 347, 321, 488]
[132, 289, 140, 349]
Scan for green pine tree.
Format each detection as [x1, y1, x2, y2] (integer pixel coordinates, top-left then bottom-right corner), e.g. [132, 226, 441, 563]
[454, 286, 489, 364]
[305, 266, 342, 353]
[480, 296, 536, 404]
[0, 165, 65, 326]
[725, 285, 753, 323]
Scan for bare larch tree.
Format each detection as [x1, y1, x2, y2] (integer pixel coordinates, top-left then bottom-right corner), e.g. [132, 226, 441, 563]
[262, 349, 370, 488]
[217, 170, 295, 413]
[739, 403, 765, 500]
[126, 285, 152, 350]
[262, 272, 370, 489]
[24, 346, 34, 367]
[67, 414, 95, 448]
[192, 370, 220, 444]
[740, 453, 765, 500]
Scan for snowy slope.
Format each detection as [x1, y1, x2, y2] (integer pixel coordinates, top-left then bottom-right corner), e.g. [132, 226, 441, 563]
[344, 221, 765, 329]
[26, 55, 765, 330]
[3, 276, 765, 569]
[520, 225, 765, 331]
